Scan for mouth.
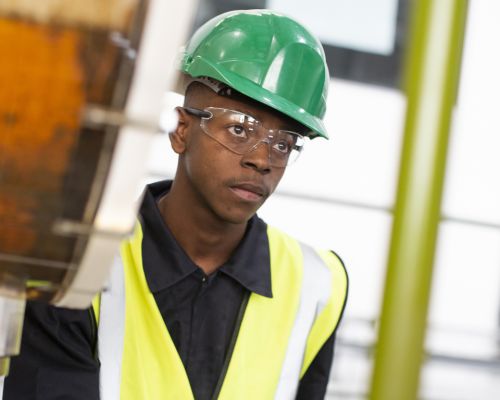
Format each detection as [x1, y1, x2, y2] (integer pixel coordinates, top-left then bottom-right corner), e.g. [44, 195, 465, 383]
[229, 182, 268, 202]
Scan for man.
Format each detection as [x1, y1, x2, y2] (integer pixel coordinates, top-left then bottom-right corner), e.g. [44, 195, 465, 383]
[3, 9, 347, 400]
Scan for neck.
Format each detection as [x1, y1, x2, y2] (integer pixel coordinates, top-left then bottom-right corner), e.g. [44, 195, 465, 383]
[158, 179, 247, 275]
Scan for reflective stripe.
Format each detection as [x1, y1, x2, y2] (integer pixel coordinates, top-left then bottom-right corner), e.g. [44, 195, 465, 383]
[274, 242, 332, 399]
[99, 255, 126, 400]
[301, 249, 348, 377]
[0, 375, 4, 399]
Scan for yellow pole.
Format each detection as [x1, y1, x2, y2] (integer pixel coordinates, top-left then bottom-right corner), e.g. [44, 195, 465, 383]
[369, 1, 469, 399]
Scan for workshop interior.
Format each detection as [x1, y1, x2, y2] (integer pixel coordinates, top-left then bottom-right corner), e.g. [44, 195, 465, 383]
[1, 1, 499, 399]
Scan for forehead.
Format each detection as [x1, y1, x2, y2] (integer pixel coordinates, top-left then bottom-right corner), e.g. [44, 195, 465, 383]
[188, 83, 308, 133]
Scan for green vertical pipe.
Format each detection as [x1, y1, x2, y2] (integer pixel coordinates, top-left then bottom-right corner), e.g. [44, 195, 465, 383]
[369, 1, 469, 399]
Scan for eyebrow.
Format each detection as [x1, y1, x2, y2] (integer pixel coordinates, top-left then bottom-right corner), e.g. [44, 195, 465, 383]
[230, 107, 303, 132]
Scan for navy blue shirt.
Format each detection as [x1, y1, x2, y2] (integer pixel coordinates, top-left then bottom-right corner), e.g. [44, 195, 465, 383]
[141, 180, 273, 399]
[4, 180, 336, 399]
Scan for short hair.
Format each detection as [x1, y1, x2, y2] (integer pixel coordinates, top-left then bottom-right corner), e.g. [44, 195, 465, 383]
[183, 81, 208, 107]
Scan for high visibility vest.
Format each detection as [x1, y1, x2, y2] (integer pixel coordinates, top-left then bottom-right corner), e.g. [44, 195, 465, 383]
[97, 222, 347, 400]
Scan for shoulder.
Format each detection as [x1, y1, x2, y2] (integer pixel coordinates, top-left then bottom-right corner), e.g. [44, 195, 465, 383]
[264, 222, 346, 271]
[265, 222, 348, 296]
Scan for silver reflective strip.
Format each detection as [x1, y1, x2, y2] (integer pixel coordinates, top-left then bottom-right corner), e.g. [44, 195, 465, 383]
[0, 375, 4, 399]
[99, 256, 126, 400]
[274, 243, 332, 400]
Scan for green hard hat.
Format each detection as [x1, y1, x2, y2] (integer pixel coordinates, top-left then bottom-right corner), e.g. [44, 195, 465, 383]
[180, 9, 330, 139]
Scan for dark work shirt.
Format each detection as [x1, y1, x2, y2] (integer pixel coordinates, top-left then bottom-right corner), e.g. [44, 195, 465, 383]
[3, 180, 337, 400]
[3, 303, 100, 400]
[138, 180, 336, 400]
[141, 181, 273, 399]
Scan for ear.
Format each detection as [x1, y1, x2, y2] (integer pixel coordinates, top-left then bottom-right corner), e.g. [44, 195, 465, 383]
[169, 107, 191, 154]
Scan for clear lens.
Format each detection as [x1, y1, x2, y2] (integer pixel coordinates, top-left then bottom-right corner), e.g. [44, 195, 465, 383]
[199, 107, 304, 167]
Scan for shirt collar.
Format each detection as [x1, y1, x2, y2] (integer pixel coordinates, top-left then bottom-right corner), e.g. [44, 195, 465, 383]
[139, 180, 273, 298]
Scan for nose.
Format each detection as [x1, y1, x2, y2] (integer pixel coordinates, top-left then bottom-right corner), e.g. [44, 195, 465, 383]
[240, 140, 272, 173]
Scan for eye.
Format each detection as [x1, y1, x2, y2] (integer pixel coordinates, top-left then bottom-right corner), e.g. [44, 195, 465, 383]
[226, 124, 248, 138]
[273, 140, 292, 154]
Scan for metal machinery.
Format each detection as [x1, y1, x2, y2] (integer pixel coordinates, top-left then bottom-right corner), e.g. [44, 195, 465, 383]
[0, 0, 197, 376]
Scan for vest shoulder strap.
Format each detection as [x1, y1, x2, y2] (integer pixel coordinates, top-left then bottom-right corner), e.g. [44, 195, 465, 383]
[300, 247, 348, 377]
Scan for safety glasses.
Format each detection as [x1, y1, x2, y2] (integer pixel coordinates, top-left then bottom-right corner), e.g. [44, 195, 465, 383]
[182, 107, 306, 167]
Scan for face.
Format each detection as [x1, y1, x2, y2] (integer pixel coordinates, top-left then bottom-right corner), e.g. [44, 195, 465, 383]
[171, 85, 304, 225]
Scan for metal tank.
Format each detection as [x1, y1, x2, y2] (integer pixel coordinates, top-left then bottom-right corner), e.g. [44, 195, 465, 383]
[0, 0, 198, 376]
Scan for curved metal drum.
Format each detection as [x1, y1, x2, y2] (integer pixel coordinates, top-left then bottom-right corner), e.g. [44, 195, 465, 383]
[0, 0, 198, 375]
[0, 0, 148, 304]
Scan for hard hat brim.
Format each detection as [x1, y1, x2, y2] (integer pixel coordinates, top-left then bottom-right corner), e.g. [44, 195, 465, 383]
[182, 57, 329, 140]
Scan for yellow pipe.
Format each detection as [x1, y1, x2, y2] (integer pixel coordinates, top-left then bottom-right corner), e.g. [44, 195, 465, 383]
[369, 1, 469, 399]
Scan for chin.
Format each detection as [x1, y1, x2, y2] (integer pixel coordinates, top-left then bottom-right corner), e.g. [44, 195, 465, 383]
[222, 213, 254, 225]
[218, 207, 258, 225]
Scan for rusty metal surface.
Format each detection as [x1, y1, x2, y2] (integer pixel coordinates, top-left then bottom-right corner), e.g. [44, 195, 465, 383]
[0, 4, 144, 300]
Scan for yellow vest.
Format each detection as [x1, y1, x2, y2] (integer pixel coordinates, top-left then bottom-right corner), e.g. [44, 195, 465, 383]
[97, 222, 347, 400]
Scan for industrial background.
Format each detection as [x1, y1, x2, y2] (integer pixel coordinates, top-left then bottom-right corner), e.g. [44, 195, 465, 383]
[1, 0, 498, 399]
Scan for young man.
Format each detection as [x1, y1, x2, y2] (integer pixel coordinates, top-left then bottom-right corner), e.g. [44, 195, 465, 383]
[3, 9, 347, 400]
